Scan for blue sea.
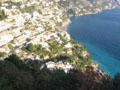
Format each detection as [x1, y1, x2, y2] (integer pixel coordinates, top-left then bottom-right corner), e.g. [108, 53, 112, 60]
[67, 8, 120, 77]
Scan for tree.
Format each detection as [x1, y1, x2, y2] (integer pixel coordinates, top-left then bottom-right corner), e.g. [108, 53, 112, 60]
[113, 73, 120, 90]
[0, 10, 7, 20]
[77, 66, 113, 90]
[27, 43, 36, 52]
[67, 9, 75, 15]
[5, 54, 24, 69]
[0, 58, 34, 90]
[0, 75, 13, 90]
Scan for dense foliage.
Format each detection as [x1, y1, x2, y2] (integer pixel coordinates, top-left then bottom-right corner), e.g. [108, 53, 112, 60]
[0, 54, 120, 90]
[4, 1, 21, 9]
[0, 54, 77, 90]
[21, 6, 36, 14]
[22, 41, 91, 71]
[0, 0, 119, 90]
[0, 10, 7, 21]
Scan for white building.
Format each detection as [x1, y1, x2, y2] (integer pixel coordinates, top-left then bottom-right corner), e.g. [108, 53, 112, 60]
[46, 61, 56, 69]
[0, 34, 13, 47]
[14, 35, 27, 45]
[12, 27, 22, 37]
[82, 51, 89, 57]
[36, 27, 45, 32]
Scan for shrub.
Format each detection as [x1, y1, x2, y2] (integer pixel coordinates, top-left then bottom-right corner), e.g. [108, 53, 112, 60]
[21, 6, 36, 14]
[0, 10, 7, 21]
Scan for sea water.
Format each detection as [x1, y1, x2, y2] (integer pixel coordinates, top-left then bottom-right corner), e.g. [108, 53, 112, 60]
[67, 8, 120, 77]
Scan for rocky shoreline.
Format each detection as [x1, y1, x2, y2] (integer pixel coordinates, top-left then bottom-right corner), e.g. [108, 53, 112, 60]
[63, 7, 120, 74]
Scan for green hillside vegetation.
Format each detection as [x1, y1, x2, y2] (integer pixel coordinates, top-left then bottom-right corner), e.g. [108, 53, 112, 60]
[0, 54, 120, 90]
[21, 5, 36, 14]
[4, 1, 21, 9]
[21, 40, 91, 71]
[58, 0, 118, 15]
[0, 0, 119, 90]
[0, 10, 7, 21]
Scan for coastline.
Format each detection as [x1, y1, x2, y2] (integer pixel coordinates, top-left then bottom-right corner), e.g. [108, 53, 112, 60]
[0, 0, 119, 76]
[64, 7, 120, 76]
[64, 19, 105, 75]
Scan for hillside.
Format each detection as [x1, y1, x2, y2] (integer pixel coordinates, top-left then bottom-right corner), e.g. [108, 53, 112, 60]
[58, 0, 118, 15]
[0, 0, 120, 90]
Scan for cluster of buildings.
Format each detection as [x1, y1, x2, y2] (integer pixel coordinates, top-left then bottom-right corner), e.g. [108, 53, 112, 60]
[0, 0, 71, 59]
[61, 0, 117, 16]
[45, 61, 73, 73]
[40, 61, 73, 73]
[0, 0, 110, 59]
[0, 0, 114, 74]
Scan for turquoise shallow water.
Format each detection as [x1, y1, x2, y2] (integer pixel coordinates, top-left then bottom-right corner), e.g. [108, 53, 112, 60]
[67, 8, 120, 77]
